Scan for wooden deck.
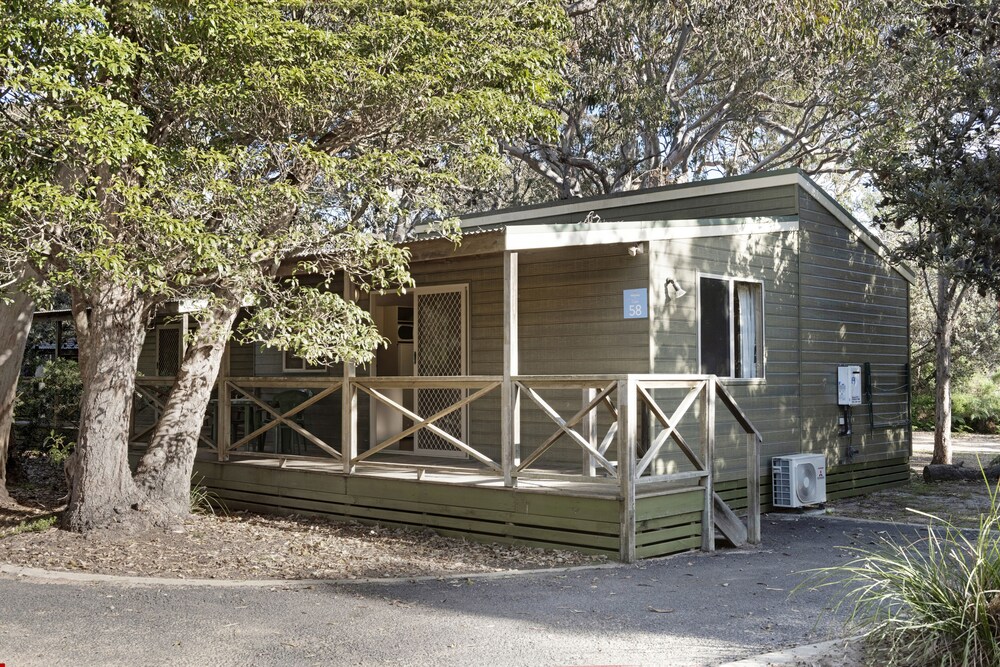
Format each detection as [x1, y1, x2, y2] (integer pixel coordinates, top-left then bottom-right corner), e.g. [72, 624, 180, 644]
[173, 451, 706, 559]
[133, 373, 763, 562]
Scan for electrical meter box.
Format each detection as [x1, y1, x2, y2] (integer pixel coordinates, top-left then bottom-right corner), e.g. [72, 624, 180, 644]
[838, 365, 863, 406]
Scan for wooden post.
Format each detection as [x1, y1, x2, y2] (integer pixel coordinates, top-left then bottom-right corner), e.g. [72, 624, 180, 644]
[581, 387, 597, 476]
[342, 272, 357, 473]
[747, 433, 762, 544]
[217, 344, 231, 462]
[501, 251, 520, 487]
[701, 376, 716, 553]
[617, 376, 637, 563]
[55, 320, 63, 359]
[180, 312, 189, 359]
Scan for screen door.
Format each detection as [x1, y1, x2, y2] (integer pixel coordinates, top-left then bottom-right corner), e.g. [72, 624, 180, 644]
[413, 284, 468, 456]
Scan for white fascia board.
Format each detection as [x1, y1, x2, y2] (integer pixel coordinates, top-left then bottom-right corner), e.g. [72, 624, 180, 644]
[794, 175, 916, 285]
[161, 299, 210, 314]
[503, 216, 799, 251]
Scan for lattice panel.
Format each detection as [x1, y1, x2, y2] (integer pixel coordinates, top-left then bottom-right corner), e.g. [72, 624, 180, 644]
[157, 328, 180, 377]
[415, 290, 465, 453]
[416, 388, 464, 451]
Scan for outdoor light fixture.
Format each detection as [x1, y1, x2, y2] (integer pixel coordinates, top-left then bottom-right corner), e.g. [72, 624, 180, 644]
[627, 244, 645, 257]
[665, 278, 687, 300]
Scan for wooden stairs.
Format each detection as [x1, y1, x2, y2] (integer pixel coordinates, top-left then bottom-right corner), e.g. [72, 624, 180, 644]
[713, 492, 748, 547]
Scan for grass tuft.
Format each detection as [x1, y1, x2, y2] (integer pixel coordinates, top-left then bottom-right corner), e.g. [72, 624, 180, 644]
[814, 479, 1000, 666]
[5, 515, 58, 537]
[190, 475, 227, 517]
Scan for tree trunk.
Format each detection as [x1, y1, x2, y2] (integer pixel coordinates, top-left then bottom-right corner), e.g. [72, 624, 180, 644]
[924, 463, 1000, 482]
[63, 285, 148, 531]
[0, 291, 35, 502]
[932, 273, 958, 465]
[135, 298, 239, 525]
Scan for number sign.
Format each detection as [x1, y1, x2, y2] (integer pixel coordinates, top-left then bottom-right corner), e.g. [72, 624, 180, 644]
[623, 288, 648, 319]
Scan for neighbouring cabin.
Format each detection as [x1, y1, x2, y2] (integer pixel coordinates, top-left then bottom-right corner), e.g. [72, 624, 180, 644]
[125, 169, 912, 562]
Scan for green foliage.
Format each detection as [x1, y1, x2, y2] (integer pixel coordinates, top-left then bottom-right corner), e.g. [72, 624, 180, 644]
[44, 430, 74, 466]
[14, 358, 82, 438]
[5, 515, 58, 536]
[0, 0, 568, 365]
[910, 392, 936, 431]
[868, 1, 1000, 297]
[912, 372, 1000, 434]
[952, 373, 1000, 434]
[498, 0, 896, 202]
[907, 273, 1000, 396]
[821, 485, 1000, 666]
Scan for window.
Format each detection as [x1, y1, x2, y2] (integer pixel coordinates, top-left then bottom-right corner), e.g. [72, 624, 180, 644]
[282, 351, 325, 373]
[156, 326, 182, 377]
[698, 276, 764, 379]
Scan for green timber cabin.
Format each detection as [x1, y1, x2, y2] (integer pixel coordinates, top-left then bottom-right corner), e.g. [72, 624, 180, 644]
[131, 168, 913, 562]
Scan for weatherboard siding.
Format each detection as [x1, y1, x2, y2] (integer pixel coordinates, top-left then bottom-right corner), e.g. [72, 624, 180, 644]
[649, 230, 801, 483]
[797, 190, 910, 473]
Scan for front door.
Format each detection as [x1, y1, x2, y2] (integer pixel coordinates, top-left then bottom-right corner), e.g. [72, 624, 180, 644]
[413, 284, 468, 456]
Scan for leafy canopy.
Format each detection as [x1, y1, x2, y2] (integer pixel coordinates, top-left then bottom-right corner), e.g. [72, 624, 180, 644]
[869, 0, 1000, 297]
[494, 0, 894, 203]
[0, 0, 567, 362]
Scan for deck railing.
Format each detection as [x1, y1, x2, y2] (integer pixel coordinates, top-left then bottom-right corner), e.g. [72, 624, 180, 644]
[133, 372, 761, 562]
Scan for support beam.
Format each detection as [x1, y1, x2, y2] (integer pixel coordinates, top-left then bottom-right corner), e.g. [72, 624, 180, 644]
[617, 376, 637, 563]
[581, 387, 597, 476]
[747, 434, 762, 544]
[701, 377, 717, 553]
[217, 345, 231, 461]
[342, 273, 357, 473]
[501, 251, 519, 487]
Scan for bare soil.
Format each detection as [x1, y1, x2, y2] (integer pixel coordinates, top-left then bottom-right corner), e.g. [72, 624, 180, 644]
[826, 431, 1000, 528]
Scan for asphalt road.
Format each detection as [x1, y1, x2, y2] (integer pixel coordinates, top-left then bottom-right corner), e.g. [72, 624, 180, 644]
[0, 515, 922, 667]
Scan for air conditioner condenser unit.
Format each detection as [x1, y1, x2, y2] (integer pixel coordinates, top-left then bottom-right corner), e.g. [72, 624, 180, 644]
[772, 454, 827, 508]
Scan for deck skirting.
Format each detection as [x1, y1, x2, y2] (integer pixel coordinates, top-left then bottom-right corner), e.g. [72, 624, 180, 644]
[186, 458, 718, 560]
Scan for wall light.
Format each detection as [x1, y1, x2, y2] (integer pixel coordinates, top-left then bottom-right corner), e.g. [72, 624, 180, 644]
[665, 278, 687, 300]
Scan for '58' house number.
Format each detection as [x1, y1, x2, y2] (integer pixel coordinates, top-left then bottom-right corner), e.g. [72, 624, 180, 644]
[623, 288, 648, 320]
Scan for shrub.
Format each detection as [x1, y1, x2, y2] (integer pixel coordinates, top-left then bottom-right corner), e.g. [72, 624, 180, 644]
[911, 371, 1000, 435]
[826, 483, 1000, 666]
[910, 392, 936, 431]
[14, 358, 82, 449]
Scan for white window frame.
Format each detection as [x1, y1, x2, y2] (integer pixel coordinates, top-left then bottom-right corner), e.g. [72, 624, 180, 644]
[696, 272, 766, 382]
[281, 350, 326, 374]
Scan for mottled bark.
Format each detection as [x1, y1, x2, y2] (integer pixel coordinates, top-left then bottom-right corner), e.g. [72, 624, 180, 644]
[932, 272, 960, 466]
[135, 298, 239, 524]
[63, 284, 147, 531]
[0, 291, 34, 502]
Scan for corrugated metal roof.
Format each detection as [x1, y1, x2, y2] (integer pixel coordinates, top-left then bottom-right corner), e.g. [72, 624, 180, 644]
[407, 224, 505, 244]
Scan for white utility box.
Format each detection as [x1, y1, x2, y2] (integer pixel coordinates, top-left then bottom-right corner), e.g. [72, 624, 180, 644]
[837, 365, 863, 406]
[772, 453, 827, 508]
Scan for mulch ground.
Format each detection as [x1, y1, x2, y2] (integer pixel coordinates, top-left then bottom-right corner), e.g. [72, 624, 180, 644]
[0, 449, 604, 580]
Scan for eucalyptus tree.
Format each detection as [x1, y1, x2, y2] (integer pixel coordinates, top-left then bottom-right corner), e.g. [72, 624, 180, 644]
[498, 0, 893, 201]
[0, 0, 565, 529]
[868, 0, 1000, 464]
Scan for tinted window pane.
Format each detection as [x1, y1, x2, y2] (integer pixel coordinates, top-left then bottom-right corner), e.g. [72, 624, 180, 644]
[700, 277, 730, 375]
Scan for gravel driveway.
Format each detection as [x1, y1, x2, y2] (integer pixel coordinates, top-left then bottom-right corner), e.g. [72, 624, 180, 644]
[0, 514, 924, 667]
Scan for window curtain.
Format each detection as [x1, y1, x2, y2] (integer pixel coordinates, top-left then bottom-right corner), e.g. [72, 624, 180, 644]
[736, 284, 756, 378]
